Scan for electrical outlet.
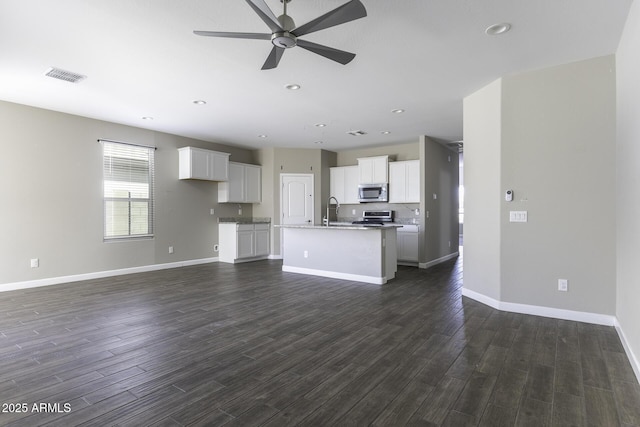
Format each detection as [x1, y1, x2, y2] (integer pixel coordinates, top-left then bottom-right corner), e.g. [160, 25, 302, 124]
[210, 208, 215, 215]
[168, 246, 174, 254]
[30, 258, 39, 268]
[303, 250, 309, 258]
[558, 279, 568, 292]
[213, 244, 219, 252]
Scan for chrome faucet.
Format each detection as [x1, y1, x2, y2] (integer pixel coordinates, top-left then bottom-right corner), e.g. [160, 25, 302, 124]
[325, 196, 340, 226]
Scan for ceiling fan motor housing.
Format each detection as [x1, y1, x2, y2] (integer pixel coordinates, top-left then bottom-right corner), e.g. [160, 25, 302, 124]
[271, 31, 297, 48]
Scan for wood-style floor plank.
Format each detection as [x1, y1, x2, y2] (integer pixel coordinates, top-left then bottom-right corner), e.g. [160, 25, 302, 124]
[0, 254, 638, 426]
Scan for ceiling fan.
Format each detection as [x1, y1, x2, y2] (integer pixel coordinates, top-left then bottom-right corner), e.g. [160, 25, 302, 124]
[194, 0, 367, 70]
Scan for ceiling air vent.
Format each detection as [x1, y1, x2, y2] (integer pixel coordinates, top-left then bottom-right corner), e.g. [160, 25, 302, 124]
[44, 67, 87, 83]
[347, 130, 367, 136]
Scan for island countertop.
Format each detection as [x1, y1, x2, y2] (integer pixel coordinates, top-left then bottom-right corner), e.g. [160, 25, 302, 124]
[275, 223, 404, 231]
[219, 217, 271, 224]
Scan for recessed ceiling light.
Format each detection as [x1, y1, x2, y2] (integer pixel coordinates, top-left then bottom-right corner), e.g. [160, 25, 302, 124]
[391, 109, 405, 114]
[285, 84, 301, 90]
[381, 131, 391, 135]
[142, 116, 154, 120]
[315, 123, 327, 127]
[193, 100, 207, 105]
[258, 134, 267, 138]
[485, 23, 511, 36]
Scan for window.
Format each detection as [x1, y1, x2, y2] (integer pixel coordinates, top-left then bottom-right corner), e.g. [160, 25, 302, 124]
[102, 140, 155, 240]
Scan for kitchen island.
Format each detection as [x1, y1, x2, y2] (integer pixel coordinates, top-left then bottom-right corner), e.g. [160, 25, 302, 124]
[276, 224, 401, 284]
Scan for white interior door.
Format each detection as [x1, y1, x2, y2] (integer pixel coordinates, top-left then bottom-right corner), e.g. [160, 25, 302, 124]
[281, 174, 314, 225]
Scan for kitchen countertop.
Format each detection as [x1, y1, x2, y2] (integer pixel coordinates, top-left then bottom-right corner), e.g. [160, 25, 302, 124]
[218, 217, 271, 224]
[275, 223, 403, 230]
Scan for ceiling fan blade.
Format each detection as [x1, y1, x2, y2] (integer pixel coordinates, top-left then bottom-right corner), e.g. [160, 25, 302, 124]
[296, 39, 356, 65]
[291, 0, 366, 37]
[194, 31, 271, 40]
[245, 0, 284, 33]
[262, 46, 285, 70]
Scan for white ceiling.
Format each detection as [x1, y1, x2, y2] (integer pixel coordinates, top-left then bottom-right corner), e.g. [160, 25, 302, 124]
[0, 0, 632, 151]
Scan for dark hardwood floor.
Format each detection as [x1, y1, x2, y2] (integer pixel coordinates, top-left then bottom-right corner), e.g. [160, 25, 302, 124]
[1, 253, 639, 426]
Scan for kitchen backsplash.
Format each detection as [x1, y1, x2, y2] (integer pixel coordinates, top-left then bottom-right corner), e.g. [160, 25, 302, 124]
[336, 202, 420, 224]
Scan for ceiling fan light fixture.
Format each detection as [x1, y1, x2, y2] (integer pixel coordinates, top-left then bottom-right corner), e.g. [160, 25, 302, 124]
[485, 23, 511, 36]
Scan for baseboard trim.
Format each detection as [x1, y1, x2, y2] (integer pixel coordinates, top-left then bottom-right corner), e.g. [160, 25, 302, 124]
[282, 265, 386, 285]
[419, 251, 459, 269]
[0, 257, 218, 293]
[614, 319, 640, 384]
[462, 286, 640, 384]
[461, 287, 616, 326]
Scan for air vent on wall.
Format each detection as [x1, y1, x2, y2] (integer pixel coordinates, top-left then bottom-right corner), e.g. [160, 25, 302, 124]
[44, 67, 87, 83]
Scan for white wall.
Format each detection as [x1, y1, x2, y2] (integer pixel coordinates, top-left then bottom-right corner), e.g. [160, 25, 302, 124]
[0, 101, 255, 288]
[463, 55, 617, 317]
[616, 0, 640, 380]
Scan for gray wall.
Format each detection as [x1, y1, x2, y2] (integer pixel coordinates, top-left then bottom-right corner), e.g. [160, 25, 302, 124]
[463, 55, 617, 315]
[420, 136, 460, 263]
[616, 0, 640, 378]
[0, 101, 255, 285]
[501, 55, 616, 313]
[463, 79, 503, 300]
[335, 141, 420, 165]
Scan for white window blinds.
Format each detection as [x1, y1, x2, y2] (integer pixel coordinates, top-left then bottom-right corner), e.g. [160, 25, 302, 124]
[102, 140, 155, 240]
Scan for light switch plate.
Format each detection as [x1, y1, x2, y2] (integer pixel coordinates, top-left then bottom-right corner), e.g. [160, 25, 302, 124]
[509, 211, 528, 222]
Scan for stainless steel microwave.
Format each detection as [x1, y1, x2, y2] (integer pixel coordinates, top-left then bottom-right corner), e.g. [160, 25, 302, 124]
[358, 183, 388, 203]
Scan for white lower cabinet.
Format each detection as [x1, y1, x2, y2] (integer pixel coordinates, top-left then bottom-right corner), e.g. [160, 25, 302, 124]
[219, 223, 270, 263]
[397, 224, 419, 264]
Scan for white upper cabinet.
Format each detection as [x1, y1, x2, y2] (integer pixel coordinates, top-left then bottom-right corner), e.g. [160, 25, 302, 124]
[178, 146, 229, 181]
[358, 155, 389, 184]
[218, 162, 262, 203]
[330, 165, 359, 204]
[389, 160, 420, 203]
